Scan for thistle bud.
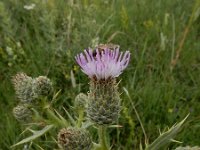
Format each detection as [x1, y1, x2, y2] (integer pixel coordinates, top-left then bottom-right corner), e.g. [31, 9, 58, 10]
[74, 93, 88, 110]
[13, 104, 32, 123]
[57, 127, 92, 150]
[33, 76, 53, 97]
[87, 79, 121, 125]
[12, 73, 35, 103]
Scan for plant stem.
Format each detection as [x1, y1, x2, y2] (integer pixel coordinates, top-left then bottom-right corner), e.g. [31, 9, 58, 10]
[77, 110, 84, 127]
[41, 98, 67, 127]
[46, 107, 66, 127]
[98, 126, 109, 150]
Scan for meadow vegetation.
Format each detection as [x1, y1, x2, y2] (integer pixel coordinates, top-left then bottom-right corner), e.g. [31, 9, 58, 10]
[0, 0, 200, 149]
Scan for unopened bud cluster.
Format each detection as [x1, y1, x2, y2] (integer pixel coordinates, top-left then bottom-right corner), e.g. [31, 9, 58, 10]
[57, 127, 92, 150]
[12, 73, 53, 123]
[12, 73, 53, 103]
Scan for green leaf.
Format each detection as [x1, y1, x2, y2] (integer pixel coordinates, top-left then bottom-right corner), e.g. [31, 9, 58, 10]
[11, 124, 54, 148]
[51, 89, 62, 104]
[108, 124, 123, 128]
[54, 108, 68, 126]
[82, 120, 94, 129]
[146, 114, 189, 150]
[62, 106, 76, 125]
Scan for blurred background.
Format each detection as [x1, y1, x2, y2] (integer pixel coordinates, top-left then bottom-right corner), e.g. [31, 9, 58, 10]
[0, 0, 200, 149]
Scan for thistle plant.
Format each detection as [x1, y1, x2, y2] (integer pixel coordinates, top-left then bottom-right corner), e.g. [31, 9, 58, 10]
[75, 47, 130, 125]
[11, 44, 189, 150]
[75, 46, 130, 149]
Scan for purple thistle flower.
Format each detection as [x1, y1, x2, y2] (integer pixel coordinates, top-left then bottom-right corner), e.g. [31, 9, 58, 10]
[75, 47, 130, 80]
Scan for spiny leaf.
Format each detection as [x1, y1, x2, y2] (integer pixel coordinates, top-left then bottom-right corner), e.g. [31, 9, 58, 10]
[146, 114, 189, 150]
[11, 125, 54, 148]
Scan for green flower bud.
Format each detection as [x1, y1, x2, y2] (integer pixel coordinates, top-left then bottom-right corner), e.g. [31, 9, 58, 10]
[33, 76, 53, 97]
[74, 93, 88, 110]
[12, 73, 35, 103]
[87, 78, 121, 125]
[57, 127, 92, 150]
[13, 104, 32, 123]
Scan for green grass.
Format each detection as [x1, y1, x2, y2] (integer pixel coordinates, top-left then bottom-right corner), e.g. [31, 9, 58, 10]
[0, 0, 200, 149]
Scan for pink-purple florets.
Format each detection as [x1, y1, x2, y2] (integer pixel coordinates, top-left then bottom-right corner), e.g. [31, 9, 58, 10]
[75, 48, 130, 80]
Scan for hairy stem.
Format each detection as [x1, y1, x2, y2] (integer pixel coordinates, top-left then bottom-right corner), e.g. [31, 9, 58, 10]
[77, 110, 84, 127]
[97, 126, 109, 150]
[46, 108, 66, 127]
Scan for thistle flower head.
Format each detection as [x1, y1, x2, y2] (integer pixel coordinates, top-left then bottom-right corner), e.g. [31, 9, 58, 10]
[75, 47, 130, 80]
